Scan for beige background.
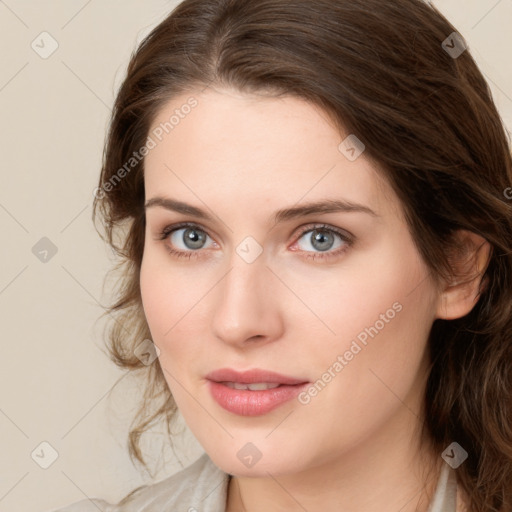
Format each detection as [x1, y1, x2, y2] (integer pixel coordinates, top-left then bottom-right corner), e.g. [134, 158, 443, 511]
[0, 1, 511, 511]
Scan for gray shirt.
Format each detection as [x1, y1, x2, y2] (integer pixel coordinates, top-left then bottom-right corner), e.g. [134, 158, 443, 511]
[50, 453, 458, 512]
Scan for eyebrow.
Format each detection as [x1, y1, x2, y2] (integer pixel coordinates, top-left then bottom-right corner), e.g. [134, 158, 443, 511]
[144, 196, 379, 224]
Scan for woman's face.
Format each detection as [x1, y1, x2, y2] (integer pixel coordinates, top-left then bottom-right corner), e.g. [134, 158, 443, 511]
[140, 86, 441, 476]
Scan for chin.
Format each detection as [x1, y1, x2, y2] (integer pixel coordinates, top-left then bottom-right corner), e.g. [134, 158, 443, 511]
[207, 444, 307, 477]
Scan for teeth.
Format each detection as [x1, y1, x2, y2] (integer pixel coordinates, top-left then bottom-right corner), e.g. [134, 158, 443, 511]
[223, 382, 281, 390]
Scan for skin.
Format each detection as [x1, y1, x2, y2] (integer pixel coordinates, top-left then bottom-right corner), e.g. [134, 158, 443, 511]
[140, 86, 488, 512]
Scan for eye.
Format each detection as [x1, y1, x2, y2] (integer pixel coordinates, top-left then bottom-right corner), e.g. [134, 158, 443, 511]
[156, 222, 353, 261]
[292, 224, 353, 260]
[170, 226, 213, 250]
[157, 222, 216, 259]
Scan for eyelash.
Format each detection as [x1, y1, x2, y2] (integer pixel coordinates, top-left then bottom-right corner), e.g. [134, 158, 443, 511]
[155, 222, 354, 262]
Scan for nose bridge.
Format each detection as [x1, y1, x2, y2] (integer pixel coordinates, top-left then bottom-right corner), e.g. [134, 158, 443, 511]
[211, 248, 281, 344]
[223, 233, 269, 303]
[226, 259, 260, 305]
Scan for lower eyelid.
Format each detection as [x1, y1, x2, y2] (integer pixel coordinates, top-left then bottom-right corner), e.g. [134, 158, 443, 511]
[159, 224, 352, 258]
[294, 227, 351, 246]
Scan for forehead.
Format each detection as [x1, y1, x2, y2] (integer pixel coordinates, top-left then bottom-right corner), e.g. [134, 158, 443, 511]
[143, 87, 398, 220]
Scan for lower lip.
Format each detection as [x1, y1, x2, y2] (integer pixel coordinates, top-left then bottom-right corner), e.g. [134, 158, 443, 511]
[207, 380, 309, 416]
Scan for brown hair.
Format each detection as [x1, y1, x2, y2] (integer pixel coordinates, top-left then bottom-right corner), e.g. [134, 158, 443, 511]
[93, 0, 512, 509]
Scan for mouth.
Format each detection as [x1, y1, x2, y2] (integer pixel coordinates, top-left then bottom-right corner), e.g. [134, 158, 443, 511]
[219, 381, 283, 390]
[205, 368, 310, 416]
[205, 367, 309, 386]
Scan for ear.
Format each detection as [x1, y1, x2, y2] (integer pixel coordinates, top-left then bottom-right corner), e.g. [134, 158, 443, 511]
[435, 230, 492, 320]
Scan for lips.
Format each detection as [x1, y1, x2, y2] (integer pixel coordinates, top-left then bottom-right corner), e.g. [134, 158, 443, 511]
[205, 368, 310, 416]
[205, 368, 308, 386]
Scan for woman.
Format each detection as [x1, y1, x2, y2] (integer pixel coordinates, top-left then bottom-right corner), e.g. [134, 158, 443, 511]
[53, 0, 512, 510]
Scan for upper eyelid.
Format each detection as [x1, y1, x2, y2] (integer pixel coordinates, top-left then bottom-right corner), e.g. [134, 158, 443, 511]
[160, 222, 352, 246]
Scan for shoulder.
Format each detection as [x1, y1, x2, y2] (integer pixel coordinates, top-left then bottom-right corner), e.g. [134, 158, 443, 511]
[48, 498, 115, 512]
[50, 453, 230, 512]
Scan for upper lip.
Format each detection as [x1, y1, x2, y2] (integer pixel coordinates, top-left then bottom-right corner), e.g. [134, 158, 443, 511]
[206, 368, 309, 385]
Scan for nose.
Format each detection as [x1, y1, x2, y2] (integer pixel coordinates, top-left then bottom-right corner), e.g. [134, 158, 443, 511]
[211, 254, 284, 348]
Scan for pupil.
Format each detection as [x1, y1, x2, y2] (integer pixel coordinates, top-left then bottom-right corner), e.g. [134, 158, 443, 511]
[184, 228, 206, 249]
[312, 230, 334, 251]
[181, 228, 334, 251]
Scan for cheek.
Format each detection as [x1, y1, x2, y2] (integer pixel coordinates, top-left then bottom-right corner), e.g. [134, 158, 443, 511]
[139, 250, 211, 369]
[139, 258, 189, 399]
[139, 252, 186, 360]
[139, 257, 168, 335]
[311, 245, 435, 412]
[296, 244, 430, 350]
[139, 246, 195, 332]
